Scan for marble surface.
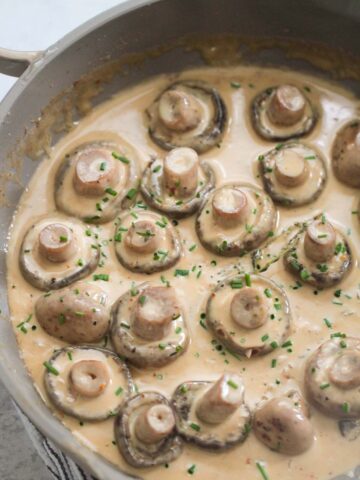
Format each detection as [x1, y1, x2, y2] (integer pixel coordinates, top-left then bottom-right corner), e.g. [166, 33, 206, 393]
[0, 2, 126, 478]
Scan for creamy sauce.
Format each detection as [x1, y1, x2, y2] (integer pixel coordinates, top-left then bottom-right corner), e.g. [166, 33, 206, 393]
[6, 65, 360, 480]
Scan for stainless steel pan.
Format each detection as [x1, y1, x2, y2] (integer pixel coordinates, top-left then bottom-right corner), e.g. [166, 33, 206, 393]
[0, 1, 359, 478]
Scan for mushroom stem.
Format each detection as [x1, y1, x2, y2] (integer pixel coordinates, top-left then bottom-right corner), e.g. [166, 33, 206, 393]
[135, 404, 175, 444]
[274, 150, 309, 188]
[212, 188, 249, 228]
[132, 287, 179, 341]
[329, 352, 360, 390]
[196, 374, 244, 425]
[73, 148, 119, 197]
[267, 85, 306, 126]
[164, 148, 199, 198]
[304, 219, 336, 263]
[38, 223, 76, 263]
[69, 360, 110, 398]
[158, 90, 201, 132]
[230, 287, 269, 329]
[125, 221, 159, 254]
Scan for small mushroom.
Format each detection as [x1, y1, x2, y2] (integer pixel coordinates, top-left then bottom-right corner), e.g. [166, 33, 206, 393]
[172, 374, 251, 450]
[146, 80, 227, 153]
[114, 209, 181, 274]
[196, 184, 276, 257]
[140, 148, 215, 218]
[19, 215, 99, 291]
[115, 391, 183, 468]
[253, 390, 314, 455]
[283, 217, 352, 288]
[55, 139, 140, 224]
[206, 274, 291, 358]
[35, 281, 109, 343]
[305, 337, 360, 419]
[44, 346, 133, 421]
[251, 85, 317, 141]
[332, 120, 360, 188]
[111, 283, 189, 368]
[259, 143, 327, 207]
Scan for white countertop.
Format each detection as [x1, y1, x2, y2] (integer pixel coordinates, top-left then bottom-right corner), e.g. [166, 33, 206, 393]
[0, 2, 127, 479]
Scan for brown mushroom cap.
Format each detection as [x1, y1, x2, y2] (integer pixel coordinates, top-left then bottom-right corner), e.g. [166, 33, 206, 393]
[251, 85, 317, 141]
[111, 283, 189, 368]
[55, 138, 140, 224]
[332, 120, 360, 188]
[284, 217, 352, 289]
[115, 391, 183, 468]
[35, 282, 109, 343]
[253, 390, 314, 455]
[196, 184, 276, 257]
[114, 209, 181, 274]
[20, 215, 99, 291]
[44, 346, 133, 421]
[206, 274, 291, 358]
[172, 376, 251, 451]
[305, 337, 360, 418]
[259, 143, 327, 207]
[146, 80, 227, 153]
[140, 155, 215, 219]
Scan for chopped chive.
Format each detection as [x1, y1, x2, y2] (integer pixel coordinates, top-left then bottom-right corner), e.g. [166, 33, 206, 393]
[139, 295, 146, 306]
[304, 155, 316, 160]
[275, 143, 284, 151]
[99, 161, 106, 171]
[334, 289, 342, 298]
[271, 358, 277, 368]
[324, 318, 332, 328]
[190, 422, 201, 432]
[230, 279, 243, 289]
[340, 339, 347, 348]
[264, 288, 272, 298]
[112, 152, 130, 164]
[342, 402, 350, 414]
[58, 313, 66, 325]
[256, 462, 269, 480]
[189, 244, 197, 252]
[230, 81, 241, 89]
[281, 340, 292, 348]
[180, 384, 188, 394]
[210, 259, 217, 266]
[115, 387, 123, 396]
[317, 233, 328, 238]
[120, 322, 130, 329]
[105, 187, 117, 196]
[77, 259, 84, 267]
[320, 383, 330, 389]
[227, 379, 238, 389]
[156, 217, 168, 228]
[59, 235, 68, 243]
[270, 341, 278, 349]
[175, 326, 182, 334]
[174, 269, 189, 277]
[245, 273, 251, 287]
[43, 362, 59, 376]
[75, 311, 85, 317]
[160, 275, 170, 287]
[85, 229, 92, 237]
[274, 302, 282, 311]
[93, 273, 109, 281]
[187, 464, 196, 475]
[158, 343, 166, 350]
[196, 270, 202, 279]
[152, 165, 161, 173]
[261, 334, 269, 342]
[175, 200, 183, 206]
[126, 188, 137, 200]
[67, 351, 73, 361]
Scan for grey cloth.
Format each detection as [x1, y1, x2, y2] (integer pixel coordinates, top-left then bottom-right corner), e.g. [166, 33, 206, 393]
[14, 404, 96, 480]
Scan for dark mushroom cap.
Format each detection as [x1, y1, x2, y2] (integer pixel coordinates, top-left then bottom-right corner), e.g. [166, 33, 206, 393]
[146, 80, 227, 153]
[259, 142, 327, 207]
[205, 274, 291, 358]
[332, 120, 360, 188]
[44, 346, 133, 421]
[196, 183, 276, 257]
[115, 391, 183, 468]
[19, 215, 99, 291]
[114, 209, 181, 274]
[55, 138, 141, 224]
[305, 337, 360, 419]
[35, 282, 110, 343]
[253, 390, 314, 455]
[283, 218, 352, 289]
[140, 156, 215, 219]
[172, 380, 251, 451]
[111, 283, 189, 368]
[251, 85, 317, 141]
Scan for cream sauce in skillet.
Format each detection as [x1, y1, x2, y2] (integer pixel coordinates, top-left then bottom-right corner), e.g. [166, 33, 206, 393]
[6, 66, 360, 479]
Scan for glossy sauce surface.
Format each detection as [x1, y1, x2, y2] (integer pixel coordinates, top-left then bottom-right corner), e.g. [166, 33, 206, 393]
[7, 66, 360, 479]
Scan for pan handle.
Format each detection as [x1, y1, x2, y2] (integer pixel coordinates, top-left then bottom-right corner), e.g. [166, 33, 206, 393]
[0, 48, 42, 77]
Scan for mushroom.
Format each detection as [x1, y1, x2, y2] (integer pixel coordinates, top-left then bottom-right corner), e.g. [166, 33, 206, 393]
[44, 346, 133, 421]
[332, 120, 360, 188]
[196, 184, 276, 257]
[111, 283, 189, 368]
[55, 139, 140, 224]
[114, 209, 181, 274]
[251, 84, 317, 141]
[259, 142, 327, 207]
[253, 390, 314, 455]
[283, 216, 352, 288]
[35, 281, 109, 343]
[19, 215, 99, 291]
[305, 337, 360, 419]
[115, 391, 183, 467]
[206, 274, 291, 358]
[146, 80, 227, 153]
[172, 374, 251, 450]
[140, 148, 215, 218]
